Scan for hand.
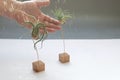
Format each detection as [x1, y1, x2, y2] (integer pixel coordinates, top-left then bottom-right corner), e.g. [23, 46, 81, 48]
[12, 0, 61, 32]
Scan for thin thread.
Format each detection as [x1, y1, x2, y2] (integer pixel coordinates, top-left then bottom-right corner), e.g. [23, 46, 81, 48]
[32, 40, 39, 61]
[61, 28, 66, 52]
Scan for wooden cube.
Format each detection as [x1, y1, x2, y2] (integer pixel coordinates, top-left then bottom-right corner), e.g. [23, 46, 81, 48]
[59, 52, 70, 63]
[32, 60, 45, 72]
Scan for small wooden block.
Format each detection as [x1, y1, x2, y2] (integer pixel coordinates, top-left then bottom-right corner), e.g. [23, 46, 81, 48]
[59, 52, 70, 63]
[32, 60, 45, 72]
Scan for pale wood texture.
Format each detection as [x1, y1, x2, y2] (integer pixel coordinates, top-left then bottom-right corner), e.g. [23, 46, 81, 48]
[32, 60, 45, 72]
[59, 52, 70, 63]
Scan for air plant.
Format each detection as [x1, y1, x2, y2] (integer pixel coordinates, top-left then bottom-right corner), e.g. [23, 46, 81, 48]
[52, 8, 72, 52]
[52, 8, 72, 24]
[25, 17, 48, 60]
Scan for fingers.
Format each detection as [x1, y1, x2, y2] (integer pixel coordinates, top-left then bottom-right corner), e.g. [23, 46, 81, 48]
[37, 13, 61, 31]
[13, 11, 61, 33]
[44, 21, 61, 30]
[13, 10, 61, 33]
[46, 28, 56, 32]
[42, 14, 60, 25]
[35, 0, 50, 7]
[39, 21, 61, 33]
[40, 27, 56, 33]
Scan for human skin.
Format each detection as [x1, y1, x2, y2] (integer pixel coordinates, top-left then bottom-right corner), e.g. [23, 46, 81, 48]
[0, 0, 61, 32]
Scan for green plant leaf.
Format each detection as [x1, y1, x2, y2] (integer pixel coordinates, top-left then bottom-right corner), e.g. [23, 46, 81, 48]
[52, 8, 72, 24]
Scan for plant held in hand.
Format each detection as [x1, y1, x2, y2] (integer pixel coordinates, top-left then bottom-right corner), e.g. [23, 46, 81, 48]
[25, 17, 48, 60]
[25, 16, 48, 72]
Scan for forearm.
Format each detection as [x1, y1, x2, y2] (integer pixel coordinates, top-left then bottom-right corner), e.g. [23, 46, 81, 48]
[0, 0, 21, 18]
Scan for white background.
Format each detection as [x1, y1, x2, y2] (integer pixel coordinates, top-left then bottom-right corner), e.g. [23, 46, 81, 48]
[0, 39, 120, 80]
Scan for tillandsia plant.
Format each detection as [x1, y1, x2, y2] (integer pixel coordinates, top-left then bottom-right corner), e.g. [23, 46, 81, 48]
[52, 8, 72, 52]
[25, 16, 48, 60]
[52, 8, 72, 24]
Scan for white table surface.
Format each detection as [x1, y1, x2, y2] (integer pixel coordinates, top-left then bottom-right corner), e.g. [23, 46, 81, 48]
[0, 39, 120, 80]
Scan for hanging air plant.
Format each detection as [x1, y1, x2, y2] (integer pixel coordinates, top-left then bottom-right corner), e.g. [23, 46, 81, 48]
[25, 20, 48, 55]
[52, 8, 72, 24]
[52, 8, 72, 63]
[25, 17, 48, 72]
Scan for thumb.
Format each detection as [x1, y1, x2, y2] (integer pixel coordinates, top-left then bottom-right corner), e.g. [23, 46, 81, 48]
[35, 0, 50, 7]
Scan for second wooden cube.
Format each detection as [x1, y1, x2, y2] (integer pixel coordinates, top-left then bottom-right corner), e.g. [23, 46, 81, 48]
[59, 52, 70, 63]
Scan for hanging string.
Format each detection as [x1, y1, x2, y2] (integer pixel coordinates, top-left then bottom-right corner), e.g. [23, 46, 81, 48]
[61, 26, 66, 52]
[55, 0, 66, 52]
[32, 39, 39, 61]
